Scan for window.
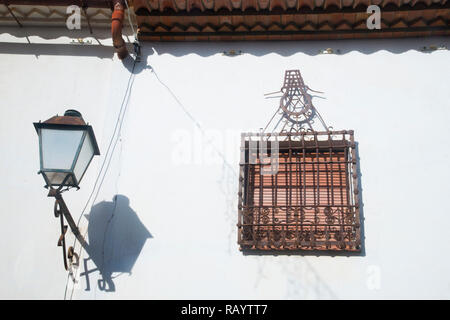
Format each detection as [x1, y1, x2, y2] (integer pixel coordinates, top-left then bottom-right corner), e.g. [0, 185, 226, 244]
[238, 131, 361, 252]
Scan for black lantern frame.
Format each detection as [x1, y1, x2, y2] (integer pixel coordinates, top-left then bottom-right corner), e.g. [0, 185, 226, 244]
[34, 116, 100, 190]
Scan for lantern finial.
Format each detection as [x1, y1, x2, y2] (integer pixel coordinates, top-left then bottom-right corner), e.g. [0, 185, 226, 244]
[64, 109, 83, 119]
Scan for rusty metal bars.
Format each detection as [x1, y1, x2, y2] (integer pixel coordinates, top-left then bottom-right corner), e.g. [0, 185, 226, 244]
[238, 131, 361, 252]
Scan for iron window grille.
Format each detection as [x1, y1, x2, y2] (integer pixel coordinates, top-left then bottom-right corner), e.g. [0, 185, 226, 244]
[238, 131, 361, 252]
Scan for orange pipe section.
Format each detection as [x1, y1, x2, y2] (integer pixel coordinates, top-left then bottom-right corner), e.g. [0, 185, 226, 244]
[112, 0, 128, 60]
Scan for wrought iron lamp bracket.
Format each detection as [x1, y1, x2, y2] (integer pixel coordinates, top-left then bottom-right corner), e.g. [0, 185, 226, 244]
[48, 187, 84, 270]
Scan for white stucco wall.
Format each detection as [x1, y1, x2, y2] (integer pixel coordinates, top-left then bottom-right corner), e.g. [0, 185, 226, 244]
[1, 27, 449, 299]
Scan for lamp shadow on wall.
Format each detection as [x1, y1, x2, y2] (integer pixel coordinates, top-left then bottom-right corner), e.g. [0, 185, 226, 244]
[80, 195, 152, 292]
[242, 142, 366, 258]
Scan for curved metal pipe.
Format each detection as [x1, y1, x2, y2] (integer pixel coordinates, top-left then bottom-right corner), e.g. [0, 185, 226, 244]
[112, 0, 128, 60]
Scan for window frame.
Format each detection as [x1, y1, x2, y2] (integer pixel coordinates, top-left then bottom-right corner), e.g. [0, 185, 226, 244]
[237, 130, 361, 252]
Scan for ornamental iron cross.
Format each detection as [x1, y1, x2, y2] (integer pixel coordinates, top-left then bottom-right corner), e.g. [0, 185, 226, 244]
[263, 70, 330, 134]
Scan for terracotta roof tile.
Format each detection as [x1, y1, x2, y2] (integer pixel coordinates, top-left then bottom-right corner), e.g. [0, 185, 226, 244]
[134, 0, 448, 11]
[214, 0, 233, 10]
[133, 0, 450, 41]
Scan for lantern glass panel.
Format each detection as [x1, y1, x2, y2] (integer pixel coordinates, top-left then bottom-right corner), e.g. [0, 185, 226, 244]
[40, 128, 84, 170]
[45, 172, 74, 186]
[73, 133, 95, 183]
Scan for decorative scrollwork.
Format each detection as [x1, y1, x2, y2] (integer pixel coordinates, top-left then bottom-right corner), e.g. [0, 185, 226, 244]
[314, 208, 321, 224]
[286, 208, 296, 223]
[344, 229, 355, 241]
[272, 229, 282, 242]
[243, 228, 253, 241]
[261, 208, 270, 224]
[243, 208, 254, 224]
[286, 230, 295, 240]
[299, 209, 305, 223]
[345, 211, 355, 225]
[255, 230, 266, 241]
[324, 206, 335, 225]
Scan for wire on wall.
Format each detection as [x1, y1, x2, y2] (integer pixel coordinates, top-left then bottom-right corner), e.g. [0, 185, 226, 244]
[124, 0, 141, 61]
[124, 0, 137, 42]
[63, 58, 138, 300]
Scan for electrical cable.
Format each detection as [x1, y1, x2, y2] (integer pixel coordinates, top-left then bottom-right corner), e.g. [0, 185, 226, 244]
[124, 0, 137, 43]
[151, 66, 239, 253]
[64, 2, 141, 298]
[63, 58, 137, 300]
[151, 67, 237, 177]
[123, 0, 141, 61]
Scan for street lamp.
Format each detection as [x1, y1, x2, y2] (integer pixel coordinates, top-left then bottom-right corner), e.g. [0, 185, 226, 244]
[34, 109, 100, 270]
